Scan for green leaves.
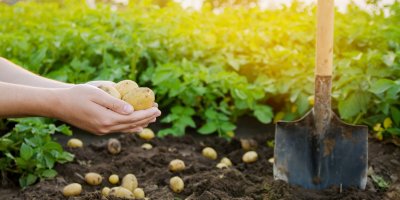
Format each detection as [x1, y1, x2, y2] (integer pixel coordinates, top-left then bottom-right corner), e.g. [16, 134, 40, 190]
[20, 143, 33, 160]
[253, 105, 273, 124]
[338, 91, 370, 121]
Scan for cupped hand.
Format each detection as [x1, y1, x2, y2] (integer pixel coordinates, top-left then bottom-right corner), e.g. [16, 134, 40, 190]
[53, 84, 161, 135]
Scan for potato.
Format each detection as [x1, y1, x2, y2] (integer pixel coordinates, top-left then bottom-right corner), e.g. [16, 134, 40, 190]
[62, 183, 82, 197]
[220, 157, 232, 166]
[102, 187, 111, 196]
[169, 176, 184, 193]
[98, 85, 121, 99]
[216, 162, 228, 169]
[133, 188, 145, 199]
[242, 151, 258, 163]
[141, 143, 153, 150]
[109, 187, 134, 199]
[240, 139, 258, 151]
[109, 174, 119, 185]
[85, 172, 103, 186]
[168, 159, 185, 172]
[67, 138, 83, 148]
[121, 174, 138, 192]
[268, 157, 275, 164]
[107, 138, 121, 155]
[138, 128, 155, 141]
[122, 87, 155, 110]
[115, 80, 139, 97]
[202, 147, 217, 160]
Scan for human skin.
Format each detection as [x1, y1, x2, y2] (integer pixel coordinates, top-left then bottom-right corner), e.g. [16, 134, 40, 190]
[0, 57, 161, 135]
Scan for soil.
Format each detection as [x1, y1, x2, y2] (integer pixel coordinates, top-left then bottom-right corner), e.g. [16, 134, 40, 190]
[0, 117, 399, 200]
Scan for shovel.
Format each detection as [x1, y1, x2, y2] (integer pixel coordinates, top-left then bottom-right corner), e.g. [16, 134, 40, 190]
[273, 0, 368, 190]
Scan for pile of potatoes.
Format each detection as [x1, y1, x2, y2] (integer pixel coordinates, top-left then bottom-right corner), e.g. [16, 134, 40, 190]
[99, 80, 155, 110]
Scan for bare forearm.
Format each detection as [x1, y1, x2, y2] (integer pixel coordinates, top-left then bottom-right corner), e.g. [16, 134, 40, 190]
[0, 82, 59, 118]
[0, 57, 73, 88]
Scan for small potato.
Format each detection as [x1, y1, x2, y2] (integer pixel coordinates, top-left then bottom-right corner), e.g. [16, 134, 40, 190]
[67, 138, 83, 148]
[122, 87, 155, 110]
[216, 163, 228, 169]
[102, 187, 111, 196]
[220, 157, 232, 166]
[121, 174, 138, 192]
[240, 139, 258, 151]
[98, 85, 121, 99]
[85, 172, 103, 186]
[268, 157, 274, 164]
[62, 183, 82, 197]
[138, 128, 155, 141]
[141, 143, 153, 150]
[107, 138, 121, 155]
[109, 187, 134, 199]
[115, 80, 139, 97]
[202, 147, 217, 160]
[242, 151, 258, 163]
[109, 174, 119, 185]
[133, 188, 145, 199]
[169, 176, 184, 193]
[168, 159, 185, 172]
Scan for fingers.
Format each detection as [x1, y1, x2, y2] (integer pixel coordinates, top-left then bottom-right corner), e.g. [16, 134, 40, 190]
[91, 90, 134, 115]
[115, 107, 161, 124]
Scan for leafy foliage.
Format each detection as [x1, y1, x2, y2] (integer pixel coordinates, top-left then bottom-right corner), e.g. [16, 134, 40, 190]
[0, 118, 74, 187]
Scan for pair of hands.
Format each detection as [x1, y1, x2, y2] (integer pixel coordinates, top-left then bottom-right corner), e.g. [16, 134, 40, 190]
[55, 81, 161, 135]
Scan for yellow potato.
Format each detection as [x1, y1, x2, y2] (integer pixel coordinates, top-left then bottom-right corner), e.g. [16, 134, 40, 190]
[115, 80, 139, 97]
[101, 187, 111, 196]
[109, 174, 119, 185]
[141, 143, 153, 150]
[168, 159, 185, 172]
[84, 172, 103, 186]
[122, 87, 155, 110]
[202, 147, 217, 160]
[242, 151, 258, 163]
[169, 176, 184, 193]
[109, 187, 134, 199]
[62, 183, 82, 197]
[107, 138, 121, 155]
[67, 138, 83, 148]
[133, 188, 145, 199]
[220, 157, 232, 166]
[138, 128, 155, 141]
[98, 85, 121, 99]
[121, 174, 138, 192]
[240, 139, 258, 151]
[216, 162, 228, 169]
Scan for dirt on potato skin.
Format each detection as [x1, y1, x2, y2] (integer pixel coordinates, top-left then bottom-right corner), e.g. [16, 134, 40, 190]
[1, 127, 399, 200]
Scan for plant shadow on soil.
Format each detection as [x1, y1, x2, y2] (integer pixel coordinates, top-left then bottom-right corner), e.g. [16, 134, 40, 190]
[0, 115, 399, 200]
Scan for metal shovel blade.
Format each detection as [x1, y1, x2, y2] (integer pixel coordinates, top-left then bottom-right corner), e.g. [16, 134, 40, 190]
[273, 110, 368, 189]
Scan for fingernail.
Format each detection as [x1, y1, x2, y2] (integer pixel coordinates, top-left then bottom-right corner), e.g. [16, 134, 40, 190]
[123, 104, 133, 113]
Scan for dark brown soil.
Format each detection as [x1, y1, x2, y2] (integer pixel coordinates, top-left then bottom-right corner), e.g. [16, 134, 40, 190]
[0, 122, 399, 200]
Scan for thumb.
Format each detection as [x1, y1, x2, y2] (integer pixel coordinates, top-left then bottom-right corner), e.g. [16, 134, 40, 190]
[93, 91, 134, 115]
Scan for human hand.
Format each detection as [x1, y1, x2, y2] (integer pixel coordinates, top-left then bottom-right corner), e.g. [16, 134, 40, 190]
[52, 84, 161, 135]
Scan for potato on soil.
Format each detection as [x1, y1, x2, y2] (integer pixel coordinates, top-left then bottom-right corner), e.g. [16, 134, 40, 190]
[122, 87, 155, 110]
[138, 128, 155, 140]
[220, 157, 232, 166]
[62, 183, 82, 197]
[107, 138, 121, 154]
[169, 159, 185, 172]
[169, 176, 184, 193]
[216, 162, 228, 169]
[121, 174, 138, 192]
[242, 151, 258, 163]
[109, 187, 134, 199]
[98, 85, 121, 99]
[141, 143, 153, 150]
[85, 172, 103, 186]
[202, 147, 217, 160]
[240, 139, 258, 151]
[115, 80, 139, 97]
[109, 174, 119, 184]
[102, 187, 111, 196]
[67, 138, 83, 148]
[133, 188, 145, 198]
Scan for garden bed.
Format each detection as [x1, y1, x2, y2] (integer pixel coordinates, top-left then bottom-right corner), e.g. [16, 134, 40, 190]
[0, 117, 399, 200]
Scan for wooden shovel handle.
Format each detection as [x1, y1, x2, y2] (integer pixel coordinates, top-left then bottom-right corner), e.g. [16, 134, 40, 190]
[316, 0, 334, 76]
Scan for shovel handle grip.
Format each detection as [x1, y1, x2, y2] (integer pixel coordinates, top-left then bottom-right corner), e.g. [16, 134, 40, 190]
[316, 0, 334, 76]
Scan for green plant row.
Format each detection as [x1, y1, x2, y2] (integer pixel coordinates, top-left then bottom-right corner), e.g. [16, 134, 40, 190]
[0, 0, 399, 140]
